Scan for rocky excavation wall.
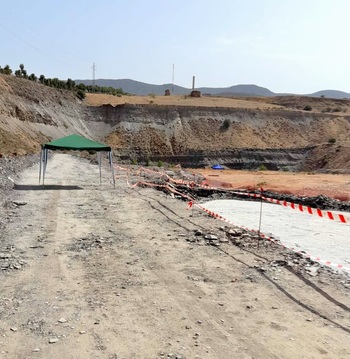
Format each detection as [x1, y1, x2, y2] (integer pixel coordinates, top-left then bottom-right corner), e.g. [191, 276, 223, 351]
[1, 75, 349, 171]
[143, 148, 309, 170]
[0, 75, 112, 155]
[93, 104, 350, 170]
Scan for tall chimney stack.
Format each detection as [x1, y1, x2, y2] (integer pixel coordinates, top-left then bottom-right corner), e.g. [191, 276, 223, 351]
[192, 76, 195, 90]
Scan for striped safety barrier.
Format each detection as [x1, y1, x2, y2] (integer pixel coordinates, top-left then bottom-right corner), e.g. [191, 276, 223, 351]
[189, 201, 350, 273]
[115, 165, 350, 224]
[113, 166, 350, 272]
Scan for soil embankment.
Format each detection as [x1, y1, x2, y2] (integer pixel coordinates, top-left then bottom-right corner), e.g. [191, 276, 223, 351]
[100, 103, 350, 171]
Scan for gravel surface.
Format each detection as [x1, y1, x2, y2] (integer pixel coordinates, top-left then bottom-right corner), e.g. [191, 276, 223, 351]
[0, 155, 39, 191]
[1, 154, 350, 358]
[0, 154, 39, 231]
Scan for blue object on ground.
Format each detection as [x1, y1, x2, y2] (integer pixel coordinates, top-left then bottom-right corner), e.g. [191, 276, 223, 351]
[211, 164, 224, 170]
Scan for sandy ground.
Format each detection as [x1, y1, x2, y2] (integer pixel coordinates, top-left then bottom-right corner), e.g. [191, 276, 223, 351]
[191, 168, 350, 201]
[84, 93, 350, 115]
[84, 93, 283, 110]
[1, 154, 350, 359]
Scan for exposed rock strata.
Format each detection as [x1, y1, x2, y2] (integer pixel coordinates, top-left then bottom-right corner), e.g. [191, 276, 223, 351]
[1, 75, 350, 171]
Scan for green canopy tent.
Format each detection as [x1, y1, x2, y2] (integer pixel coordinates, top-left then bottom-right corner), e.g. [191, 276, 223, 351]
[39, 134, 115, 187]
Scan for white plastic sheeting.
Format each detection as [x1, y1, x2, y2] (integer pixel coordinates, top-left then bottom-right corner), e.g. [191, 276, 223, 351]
[202, 199, 350, 272]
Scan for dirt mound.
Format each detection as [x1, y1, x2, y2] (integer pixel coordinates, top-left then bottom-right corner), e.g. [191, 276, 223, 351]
[301, 142, 350, 173]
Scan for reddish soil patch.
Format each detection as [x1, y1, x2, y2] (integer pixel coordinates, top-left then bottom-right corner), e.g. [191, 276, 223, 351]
[191, 169, 350, 201]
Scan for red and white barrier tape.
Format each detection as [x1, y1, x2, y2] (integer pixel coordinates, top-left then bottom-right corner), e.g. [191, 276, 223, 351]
[125, 176, 195, 202]
[260, 195, 349, 224]
[115, 165, 350, 224]
[114, 167, 349, 271]
[115, 165, 197, 187]
[220, 191, 350, 224]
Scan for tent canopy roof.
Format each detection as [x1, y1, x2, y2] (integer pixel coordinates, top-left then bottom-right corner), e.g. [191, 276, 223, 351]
[42, 134, 111, 152]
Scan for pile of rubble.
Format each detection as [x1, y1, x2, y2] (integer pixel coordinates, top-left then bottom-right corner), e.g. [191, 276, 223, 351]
[0, 154, 38, 191]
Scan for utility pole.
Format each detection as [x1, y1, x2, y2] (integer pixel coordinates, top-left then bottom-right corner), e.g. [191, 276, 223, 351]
[172, 63, 175, 95]
[92, 62, 96, 86]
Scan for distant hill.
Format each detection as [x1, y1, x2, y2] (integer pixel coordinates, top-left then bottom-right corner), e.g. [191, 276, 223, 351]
[75, 79, 188, 96]
[75, 78, 350, 99]
[306, 90, 350, 99]
[201, 84, 275, 97]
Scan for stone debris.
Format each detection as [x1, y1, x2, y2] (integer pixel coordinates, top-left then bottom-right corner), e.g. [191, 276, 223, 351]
[67, 233, 118, 253]
[0, 155, 38, 191]
[181, 225, 350, 287]
[305, 266, 319, 277]
[158, 352, 186, 359]
[0, 247, 26, 272]
[49, 338, 59, 344]
[12, 201, 27, 206]
[0, 157, 37, 275]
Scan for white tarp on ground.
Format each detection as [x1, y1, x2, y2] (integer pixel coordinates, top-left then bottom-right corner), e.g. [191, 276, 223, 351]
[202, 199, 350, 272]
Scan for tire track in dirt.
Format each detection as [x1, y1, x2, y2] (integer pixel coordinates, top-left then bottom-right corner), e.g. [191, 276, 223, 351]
[1, 154, 350, 359]
[78, 188, 261, 358]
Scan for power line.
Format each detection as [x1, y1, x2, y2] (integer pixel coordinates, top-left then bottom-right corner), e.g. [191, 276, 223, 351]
[0, 11, 92, 77]
[92, 62, 96, 85]
[172, 63, 175, 94]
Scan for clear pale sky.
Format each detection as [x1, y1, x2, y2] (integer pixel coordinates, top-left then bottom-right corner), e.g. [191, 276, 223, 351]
[1, 0, 349, 94]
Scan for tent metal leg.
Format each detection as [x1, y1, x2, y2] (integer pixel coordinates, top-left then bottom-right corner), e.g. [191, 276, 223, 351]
[39, 148, 43, 184]
[43, 149, 48, 185]
[109, 151, 115, 188]
[98, 152, 102, 186]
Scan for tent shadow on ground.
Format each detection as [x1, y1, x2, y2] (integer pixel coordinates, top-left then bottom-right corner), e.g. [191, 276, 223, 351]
[14, 184, 83, 191]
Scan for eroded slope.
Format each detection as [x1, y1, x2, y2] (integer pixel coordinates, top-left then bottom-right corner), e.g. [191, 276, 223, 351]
[0, 75, 349, 171]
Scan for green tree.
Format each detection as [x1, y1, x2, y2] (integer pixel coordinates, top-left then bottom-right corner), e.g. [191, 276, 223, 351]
[19, 64, 28, 79]
[39, 74, 46, 84]
[258, 164, 268, 171]
[28, 73, 37, 82]
[2, 65, 12, 75]
[66, 78, 75, 90]
[222, 119, 230, 129]
[76, 89, 86, 100]
[77, 83, 86, 91]
[14, 70, 22, 77]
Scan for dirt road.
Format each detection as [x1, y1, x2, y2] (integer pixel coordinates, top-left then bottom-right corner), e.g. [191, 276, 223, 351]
[1, 154, 350, 359]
